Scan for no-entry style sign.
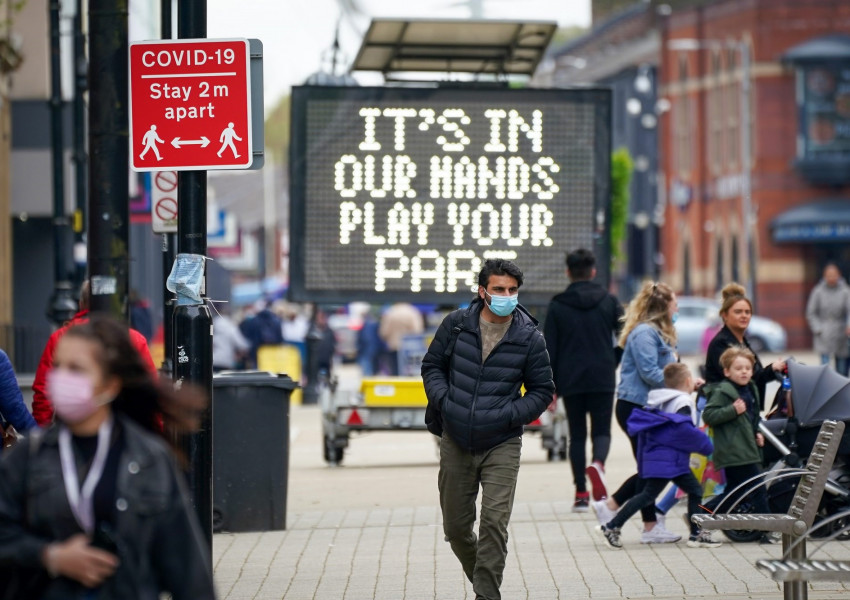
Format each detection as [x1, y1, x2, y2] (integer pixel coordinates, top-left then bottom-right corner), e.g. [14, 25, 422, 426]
[151, 170, 178, 232]
[130, 38, 253, 171]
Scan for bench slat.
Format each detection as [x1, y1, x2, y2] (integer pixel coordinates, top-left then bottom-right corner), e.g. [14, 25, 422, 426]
[757, 559, 850, 582]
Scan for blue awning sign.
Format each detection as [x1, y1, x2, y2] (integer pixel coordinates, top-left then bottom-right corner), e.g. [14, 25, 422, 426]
[773, 222, 850, 242]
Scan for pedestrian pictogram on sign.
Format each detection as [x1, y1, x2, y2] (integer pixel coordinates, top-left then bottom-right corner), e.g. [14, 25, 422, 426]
[130, 39, 253, 172]
[152, 170, 179, 233]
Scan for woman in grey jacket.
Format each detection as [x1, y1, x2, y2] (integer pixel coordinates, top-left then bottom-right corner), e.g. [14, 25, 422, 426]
[806, 263, 850, 375]
[0, 316, 215, 600]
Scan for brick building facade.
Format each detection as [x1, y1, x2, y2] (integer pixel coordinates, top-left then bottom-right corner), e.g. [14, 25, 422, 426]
[660, 0, 850, 349]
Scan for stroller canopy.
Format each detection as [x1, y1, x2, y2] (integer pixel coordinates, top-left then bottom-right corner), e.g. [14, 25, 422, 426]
[787, 359, 850, 426]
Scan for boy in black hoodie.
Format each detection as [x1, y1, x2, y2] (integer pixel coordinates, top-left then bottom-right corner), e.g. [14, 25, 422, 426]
[544, 249, 624, 511]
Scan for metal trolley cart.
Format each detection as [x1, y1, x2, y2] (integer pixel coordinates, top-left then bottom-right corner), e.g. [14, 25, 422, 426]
[320, 334, 566, 465]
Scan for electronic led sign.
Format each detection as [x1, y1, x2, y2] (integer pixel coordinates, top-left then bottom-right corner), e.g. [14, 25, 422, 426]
[289, 86, 611, 304]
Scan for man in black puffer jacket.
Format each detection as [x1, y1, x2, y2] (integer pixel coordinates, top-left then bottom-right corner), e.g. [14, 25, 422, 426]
[544, 248, 623, 512]
[422, 259, 553, 600]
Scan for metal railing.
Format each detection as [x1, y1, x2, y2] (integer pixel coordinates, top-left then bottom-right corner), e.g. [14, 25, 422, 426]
[0, 324, 53, 374]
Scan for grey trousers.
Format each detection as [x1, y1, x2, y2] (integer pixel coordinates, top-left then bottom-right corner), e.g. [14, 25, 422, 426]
[438, 432, 522, 600]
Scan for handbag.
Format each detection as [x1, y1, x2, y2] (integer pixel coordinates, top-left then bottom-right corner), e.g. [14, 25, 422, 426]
[0, 436, 49, 600]
[677, 424, 726, 500]
[425, 316, 463, 437]
[0, 421, 19, 449]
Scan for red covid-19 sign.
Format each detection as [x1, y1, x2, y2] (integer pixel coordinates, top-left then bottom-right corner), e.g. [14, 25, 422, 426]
[130, 38, 252, 171]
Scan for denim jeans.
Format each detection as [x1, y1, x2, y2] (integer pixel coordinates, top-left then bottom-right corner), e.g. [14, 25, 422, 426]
[439, 432, 522, 600]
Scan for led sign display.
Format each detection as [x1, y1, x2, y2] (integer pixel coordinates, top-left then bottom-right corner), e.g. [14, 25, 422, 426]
[289, 86, 611, 304]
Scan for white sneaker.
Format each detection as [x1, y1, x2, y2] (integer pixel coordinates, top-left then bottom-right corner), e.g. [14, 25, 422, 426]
[591, 499, 618, 527]
[640, 522, 682, 544]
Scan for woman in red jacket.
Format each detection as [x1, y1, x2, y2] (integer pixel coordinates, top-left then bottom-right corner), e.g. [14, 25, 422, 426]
[31, 282, 157, 426]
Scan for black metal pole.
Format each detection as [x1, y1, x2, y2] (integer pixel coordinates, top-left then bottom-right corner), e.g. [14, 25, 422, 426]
[161, 232, 176, 376]
[72, 0, 88, 297]
[47, 0, 77, 326]
[303, 306, 321, 405]
[160, 0, 176, 378]
[174, 0, 213, 547]
[161, 0, 172, 38]
[88, 0, 129, 318]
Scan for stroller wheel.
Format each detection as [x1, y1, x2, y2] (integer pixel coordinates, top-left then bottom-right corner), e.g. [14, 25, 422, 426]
[721, 501, 763, 543]
[819, 509, 850, 540]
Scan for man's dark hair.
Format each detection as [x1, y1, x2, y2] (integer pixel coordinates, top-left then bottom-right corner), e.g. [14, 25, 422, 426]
[566, 248, 595, 280]
[477, 259, 523, 289]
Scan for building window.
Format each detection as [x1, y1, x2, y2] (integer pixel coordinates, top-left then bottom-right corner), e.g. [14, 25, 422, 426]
[710, 51, 723, 173]
[783, 34, 850, 186]
[683, 242, 692, 296]
[746, 40, 756, 166]
[715, 239, 724, 292]
[731, 235, 740, 283]
[726, 48, 739, 168]
[675, 54, 692, 175]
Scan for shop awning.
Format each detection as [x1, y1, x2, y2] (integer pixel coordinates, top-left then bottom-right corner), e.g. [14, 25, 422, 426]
[782, 34, 850, 63]
[771, 199, 850, 243]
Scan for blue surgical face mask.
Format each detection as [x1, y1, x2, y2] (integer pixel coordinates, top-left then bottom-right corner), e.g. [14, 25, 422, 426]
[484, 290, 518, 317]
[672, 311, 679, 324]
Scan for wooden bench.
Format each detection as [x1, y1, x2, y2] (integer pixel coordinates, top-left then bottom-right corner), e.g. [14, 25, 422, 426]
[692, 419, 845, 600]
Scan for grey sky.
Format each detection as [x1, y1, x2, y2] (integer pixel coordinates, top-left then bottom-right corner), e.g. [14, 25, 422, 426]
[206, 0, 592, 109]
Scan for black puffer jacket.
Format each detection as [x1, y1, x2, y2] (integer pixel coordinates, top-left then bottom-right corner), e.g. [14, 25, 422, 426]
[422, 298, 554, 452]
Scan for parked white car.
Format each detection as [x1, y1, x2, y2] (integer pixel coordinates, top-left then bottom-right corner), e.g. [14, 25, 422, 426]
[675, 296, 787, 356]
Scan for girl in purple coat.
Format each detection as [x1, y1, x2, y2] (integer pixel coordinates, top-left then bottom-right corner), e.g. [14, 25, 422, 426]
[597, 363, 719, 549]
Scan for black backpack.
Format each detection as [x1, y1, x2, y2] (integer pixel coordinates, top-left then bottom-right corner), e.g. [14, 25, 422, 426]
[424, 311, 464, 437]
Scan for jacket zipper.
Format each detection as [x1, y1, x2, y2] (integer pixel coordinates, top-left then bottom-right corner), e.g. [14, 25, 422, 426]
[468, 320, 521, 451]
[469, 331, 483, 451]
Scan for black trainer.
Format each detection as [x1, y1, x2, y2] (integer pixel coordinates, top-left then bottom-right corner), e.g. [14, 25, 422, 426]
[572, 492, 590, 513]
[596, 524, 622, 549]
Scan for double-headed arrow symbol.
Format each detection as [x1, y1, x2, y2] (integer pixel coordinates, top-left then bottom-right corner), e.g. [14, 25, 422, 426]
[171, 136, 210, 149]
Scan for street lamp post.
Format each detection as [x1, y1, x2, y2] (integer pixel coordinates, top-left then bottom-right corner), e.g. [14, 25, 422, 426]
[47, 0, 77, 326]
[668, 38, 756, 310]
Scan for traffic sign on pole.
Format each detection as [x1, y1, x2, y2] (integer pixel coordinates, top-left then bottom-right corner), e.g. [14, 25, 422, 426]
[152, 170, 179, 232]
[130, 38, 253, 171]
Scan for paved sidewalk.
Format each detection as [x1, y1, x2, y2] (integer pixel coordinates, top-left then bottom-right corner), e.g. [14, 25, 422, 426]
[213, 499, 850, 600]
[212, 352, 850, 599]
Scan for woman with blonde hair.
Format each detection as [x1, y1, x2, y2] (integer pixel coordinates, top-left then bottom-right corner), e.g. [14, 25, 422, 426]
[592, 281, 699, 544]
[704, 283, 785, 409]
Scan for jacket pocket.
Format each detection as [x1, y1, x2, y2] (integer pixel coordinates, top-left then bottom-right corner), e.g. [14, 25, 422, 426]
[132, 489, 170, 516]
[127, 474, 172, 516]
